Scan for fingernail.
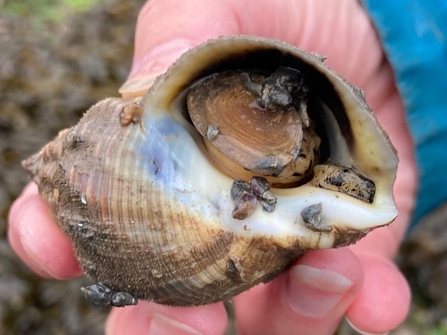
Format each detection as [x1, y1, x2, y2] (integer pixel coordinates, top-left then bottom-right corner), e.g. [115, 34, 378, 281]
[149, 313, 203, 335]
[21, 228, 61, 279]
[286, 264, 353, 318]
[119, 77, 158, 98]
[21, 244, 61, 279]
[346, 317, 389, 335]
[120, 39, 194, 95]
[14, 197, 61, 279]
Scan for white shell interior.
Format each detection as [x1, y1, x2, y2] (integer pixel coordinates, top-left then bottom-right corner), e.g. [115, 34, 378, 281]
[139, 36, 398, 250]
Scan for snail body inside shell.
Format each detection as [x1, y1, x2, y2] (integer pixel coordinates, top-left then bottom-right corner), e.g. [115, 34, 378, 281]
[23, 36, 398, 307]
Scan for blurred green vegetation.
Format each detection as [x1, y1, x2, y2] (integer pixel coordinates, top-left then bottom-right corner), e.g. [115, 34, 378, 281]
[428, 326, 447, 335]
[3, 0, 108, 21]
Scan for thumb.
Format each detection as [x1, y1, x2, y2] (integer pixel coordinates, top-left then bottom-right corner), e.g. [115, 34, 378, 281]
[119, 39, 196, 97]
[119, 0, 381, 97]
[119, 0, 241, 97]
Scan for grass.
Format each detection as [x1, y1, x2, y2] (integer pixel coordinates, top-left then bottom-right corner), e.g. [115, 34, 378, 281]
[429, 326, 447, 335]
[3, 0, 108, 22]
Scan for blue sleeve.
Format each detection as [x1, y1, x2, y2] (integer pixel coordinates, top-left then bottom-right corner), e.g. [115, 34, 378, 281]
[361, 0, 447, 228]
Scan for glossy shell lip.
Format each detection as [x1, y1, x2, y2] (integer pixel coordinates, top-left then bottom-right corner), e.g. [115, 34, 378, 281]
[22, 35, 399, 306]
[145, 35, 398, 223]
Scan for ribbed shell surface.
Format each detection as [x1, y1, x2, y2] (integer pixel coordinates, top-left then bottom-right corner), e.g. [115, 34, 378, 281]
[27, 98, 305, 305]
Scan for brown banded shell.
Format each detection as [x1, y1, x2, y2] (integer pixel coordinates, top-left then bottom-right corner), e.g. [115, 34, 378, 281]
[22, 36, 398, 307]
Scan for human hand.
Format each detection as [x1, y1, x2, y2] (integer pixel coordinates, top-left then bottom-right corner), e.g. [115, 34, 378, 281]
[8, 0, 417, 334]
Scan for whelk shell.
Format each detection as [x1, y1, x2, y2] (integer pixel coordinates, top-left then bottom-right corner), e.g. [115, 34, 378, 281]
[23, 36, 398, 307]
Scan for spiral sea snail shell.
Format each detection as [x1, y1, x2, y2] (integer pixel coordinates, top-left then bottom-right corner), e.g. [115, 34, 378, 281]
[23, 36, 398, 307]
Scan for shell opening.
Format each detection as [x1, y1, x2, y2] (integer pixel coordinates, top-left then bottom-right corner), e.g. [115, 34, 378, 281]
[177, 48, 367, 196]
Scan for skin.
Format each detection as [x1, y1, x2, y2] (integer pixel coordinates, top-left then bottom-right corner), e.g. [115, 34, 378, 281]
[8, 0, 417, 334]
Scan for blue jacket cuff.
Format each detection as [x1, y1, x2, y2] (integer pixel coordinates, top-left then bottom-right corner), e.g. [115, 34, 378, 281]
[361, 0, 447, 228]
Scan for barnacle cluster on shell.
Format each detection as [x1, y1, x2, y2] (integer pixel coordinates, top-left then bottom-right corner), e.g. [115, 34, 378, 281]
[23, 36, 398, 307]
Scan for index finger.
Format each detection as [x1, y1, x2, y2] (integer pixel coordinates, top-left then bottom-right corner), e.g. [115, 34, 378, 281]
[8, 182, 82, 279]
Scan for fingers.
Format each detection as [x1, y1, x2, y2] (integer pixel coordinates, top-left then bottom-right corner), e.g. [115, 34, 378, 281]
[105, 301, 227, 335]
[233, 248, 363, 335]
[346, 253, 411, 334]
[120, 0, 383, 96]
[350, 93, 417, 259]
[343, 41, 415, 335]
[8, 182, 82, 279]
